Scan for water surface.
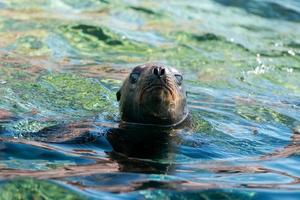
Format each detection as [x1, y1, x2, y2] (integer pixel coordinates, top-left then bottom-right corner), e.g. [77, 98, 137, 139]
[0, 0, 300, 199]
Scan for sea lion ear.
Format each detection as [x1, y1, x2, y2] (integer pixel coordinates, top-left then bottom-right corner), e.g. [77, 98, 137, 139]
[116, 90, 121, 101]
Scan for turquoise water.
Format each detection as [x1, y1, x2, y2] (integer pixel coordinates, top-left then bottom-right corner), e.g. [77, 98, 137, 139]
[0, 0, 300, 199]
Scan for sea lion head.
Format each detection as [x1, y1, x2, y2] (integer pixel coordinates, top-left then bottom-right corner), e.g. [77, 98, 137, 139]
[117, 63, 188, 126]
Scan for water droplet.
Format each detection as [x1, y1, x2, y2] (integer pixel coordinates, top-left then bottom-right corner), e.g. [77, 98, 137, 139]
[288, 50, 296, 56]
[285, 68, 293, 73]
[0, 80, 7, 84]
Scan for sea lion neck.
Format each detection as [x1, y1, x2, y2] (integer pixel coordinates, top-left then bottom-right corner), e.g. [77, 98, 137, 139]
[117, 63, 188, 126]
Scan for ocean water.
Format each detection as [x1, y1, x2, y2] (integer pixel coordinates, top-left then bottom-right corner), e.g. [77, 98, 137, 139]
[0, 0, 300, 199]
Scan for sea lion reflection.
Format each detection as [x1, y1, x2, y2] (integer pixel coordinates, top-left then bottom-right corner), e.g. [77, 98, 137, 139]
[106, 126, 177, 173]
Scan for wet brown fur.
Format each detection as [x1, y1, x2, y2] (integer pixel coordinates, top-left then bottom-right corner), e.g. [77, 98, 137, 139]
[117, 63, 188, 125]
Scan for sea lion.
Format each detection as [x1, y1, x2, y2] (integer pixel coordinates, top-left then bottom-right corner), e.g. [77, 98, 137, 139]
[117, 63, 189, 127]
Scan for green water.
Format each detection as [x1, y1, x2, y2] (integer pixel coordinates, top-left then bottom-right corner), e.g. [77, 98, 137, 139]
[0, 0, 300, 199]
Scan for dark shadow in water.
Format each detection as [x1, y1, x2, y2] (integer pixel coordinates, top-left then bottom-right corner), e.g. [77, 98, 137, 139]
[106, 126, 177, 173]
[288, 41, 300, 49]
[72, 25, 123, 45]
[98, 0, 109, 4]
[129, 6, 159, 16]
[214, 0, 300, 22]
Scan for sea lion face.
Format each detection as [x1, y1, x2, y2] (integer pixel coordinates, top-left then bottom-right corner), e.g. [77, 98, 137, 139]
[117, 63, 187, 125]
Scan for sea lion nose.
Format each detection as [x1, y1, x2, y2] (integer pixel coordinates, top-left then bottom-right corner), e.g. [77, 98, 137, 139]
[161, 68, 165, 76]
[152, 66, 166, 77]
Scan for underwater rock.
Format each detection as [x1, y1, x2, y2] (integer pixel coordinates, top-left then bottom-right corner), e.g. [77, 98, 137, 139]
[0, 178, 85, 200]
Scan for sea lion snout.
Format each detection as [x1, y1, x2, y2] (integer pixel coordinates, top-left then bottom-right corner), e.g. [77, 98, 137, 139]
[117, 63, 188, 126]
[152, 66, 166, 77]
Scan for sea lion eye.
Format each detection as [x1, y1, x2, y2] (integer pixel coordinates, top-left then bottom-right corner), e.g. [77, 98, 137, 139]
[130, 73, 140, 84]
[175, 74, 183, 85]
